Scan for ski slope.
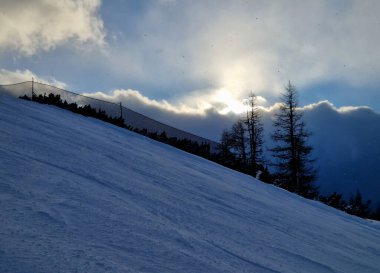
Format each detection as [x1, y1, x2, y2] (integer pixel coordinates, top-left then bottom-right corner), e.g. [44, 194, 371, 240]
[1, 93, 380, 273]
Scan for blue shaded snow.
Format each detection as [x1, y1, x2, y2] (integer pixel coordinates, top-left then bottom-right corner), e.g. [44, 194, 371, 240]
[0, 94, 379, 273]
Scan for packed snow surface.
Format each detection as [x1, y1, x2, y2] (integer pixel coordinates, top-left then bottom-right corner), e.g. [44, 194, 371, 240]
[1, 94, 380, 273]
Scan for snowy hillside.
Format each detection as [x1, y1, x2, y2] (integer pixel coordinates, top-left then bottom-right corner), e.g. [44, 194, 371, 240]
[1, 93, 380, 273]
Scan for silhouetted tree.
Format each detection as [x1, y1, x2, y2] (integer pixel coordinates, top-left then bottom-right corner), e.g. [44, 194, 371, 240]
[319, 192, 347, 210]
[271, 82, 317, 197]
[346, 191, 371, 218]
[230, 119, 248, 167]
[217, 93, 269, 178]
[244, 93, 264, 175]
[215, 130, 235, 166]
[22, 92, 125, 128]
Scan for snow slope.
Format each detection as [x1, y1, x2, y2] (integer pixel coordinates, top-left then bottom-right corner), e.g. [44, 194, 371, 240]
[1, 93, 380, 273]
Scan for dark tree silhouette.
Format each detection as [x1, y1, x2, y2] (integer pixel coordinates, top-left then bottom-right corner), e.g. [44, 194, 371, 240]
[271, 82, 317, 198]
[346, 191, 371, 218]
[230, 119, 248, 167]
[217, 129, 237, 166]
[319, 192, 347, 210]
[216, 93, 269, 179]
[244, 93, 264, 175]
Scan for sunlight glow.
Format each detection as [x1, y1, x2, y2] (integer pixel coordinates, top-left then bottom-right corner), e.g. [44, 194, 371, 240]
[214, 88, 246, 115]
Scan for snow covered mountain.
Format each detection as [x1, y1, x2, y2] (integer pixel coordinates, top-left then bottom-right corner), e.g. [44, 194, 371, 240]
[1, 93, 380, 273]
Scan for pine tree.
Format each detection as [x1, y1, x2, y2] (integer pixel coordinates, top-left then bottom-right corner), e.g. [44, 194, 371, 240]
[271, 82, 317, 197]
[319, 192, 347, 210]
[244, 93, 264, 175]
[230, 119, 248, 167]
[346, 191, 371, 218]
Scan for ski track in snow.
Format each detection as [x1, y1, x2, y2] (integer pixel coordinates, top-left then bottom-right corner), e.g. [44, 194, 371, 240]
[1, 93, 380, 273]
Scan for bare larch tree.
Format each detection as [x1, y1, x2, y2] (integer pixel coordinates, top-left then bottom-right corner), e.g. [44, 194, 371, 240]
[271, 82, 317, 197]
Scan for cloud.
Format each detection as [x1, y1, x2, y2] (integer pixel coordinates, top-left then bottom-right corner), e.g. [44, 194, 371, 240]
[0, 0, 105, 55]
[0, 68, 67, 88]
[84, 89, 203, 115]
[300, 100, 375, 115]
[103, 0, 380, 108]
[299, 101, 380, 203]
[84, 88, 267, 116]
[82, 89, 240, 140]
[2, 1, 378, 112]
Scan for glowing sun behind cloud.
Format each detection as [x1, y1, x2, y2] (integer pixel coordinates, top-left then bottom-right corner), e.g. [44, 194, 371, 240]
[213, 88, 246, 115]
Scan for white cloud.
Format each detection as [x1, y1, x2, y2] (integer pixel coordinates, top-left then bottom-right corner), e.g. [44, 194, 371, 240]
[108, 0, 380, 104]
[0, 69, 67, 88]
[83, 89, 206, 115]
[301, 100, 376, 114]
[0, 0, 105, 55]
[84, 86, 270, 117]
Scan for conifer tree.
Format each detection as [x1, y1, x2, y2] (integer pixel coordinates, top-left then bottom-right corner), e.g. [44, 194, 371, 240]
[244, 93, 264, 175]
[271, 82, 317, 197]
[230, 119, 248, 167]
[347, 191, 371, 218]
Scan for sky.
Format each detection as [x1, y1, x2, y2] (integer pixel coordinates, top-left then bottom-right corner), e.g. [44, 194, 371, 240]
[0, 0, 379, 202]
[1, 0, 380, 112]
